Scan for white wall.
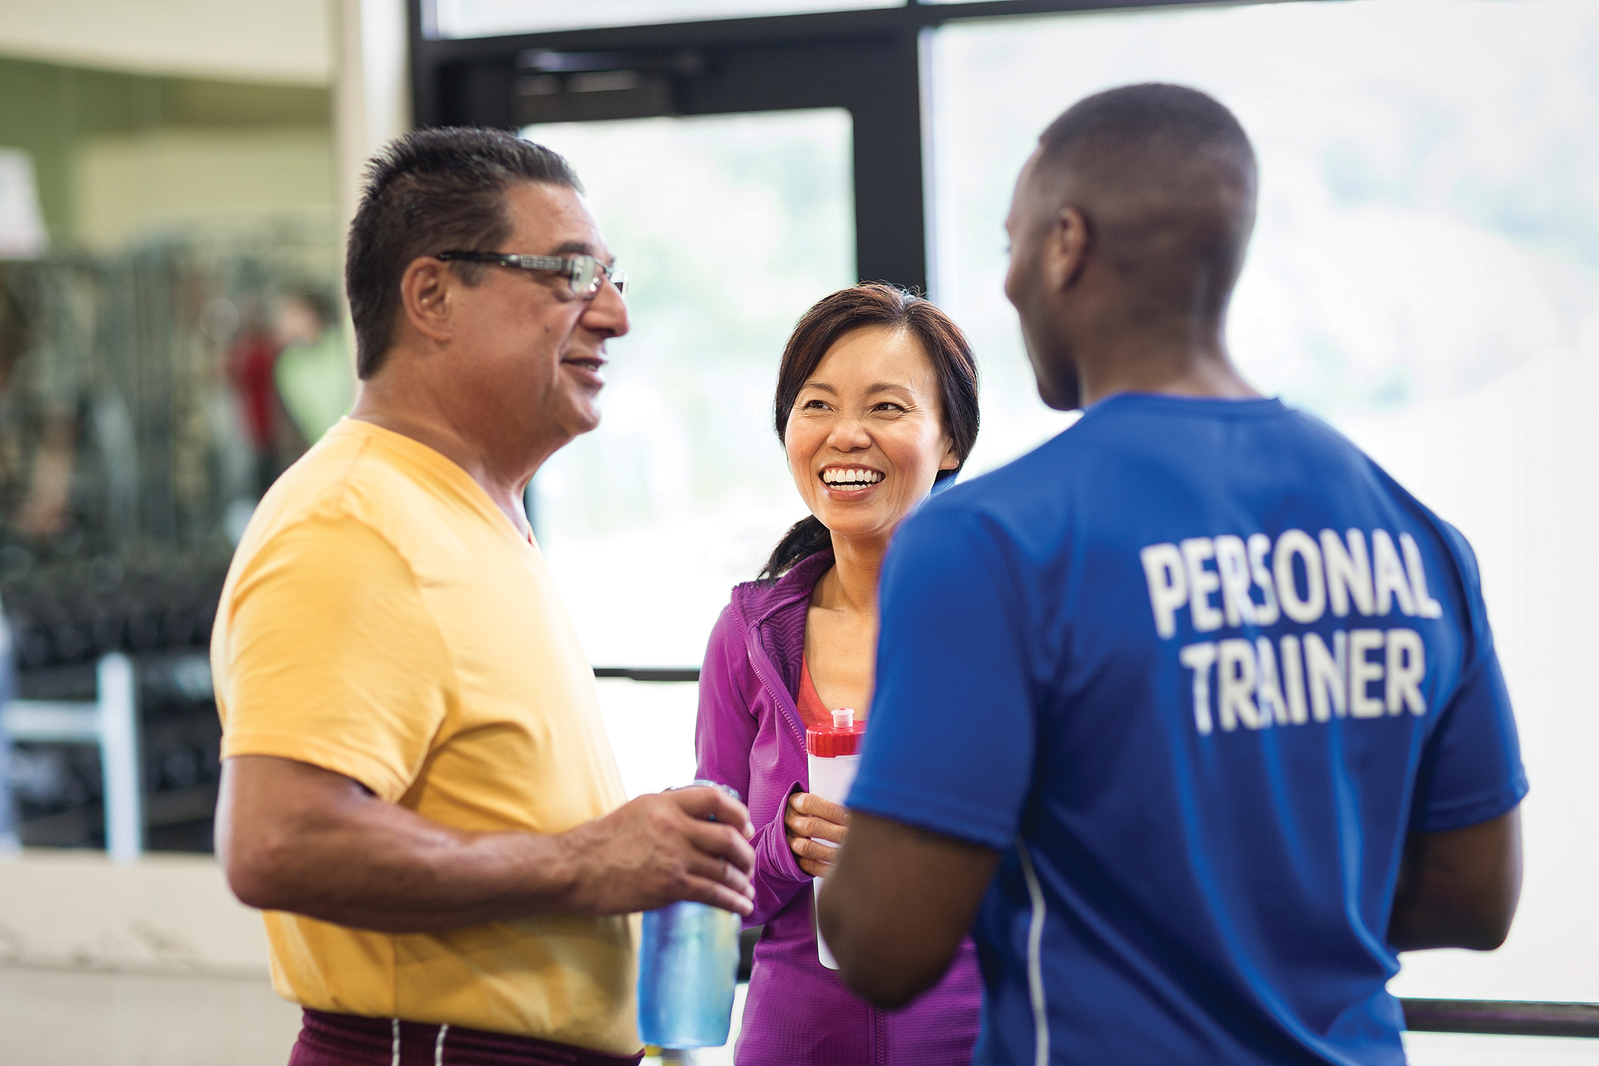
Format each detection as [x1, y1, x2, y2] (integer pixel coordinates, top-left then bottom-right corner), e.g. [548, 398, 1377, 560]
[0, 0, 332, 85]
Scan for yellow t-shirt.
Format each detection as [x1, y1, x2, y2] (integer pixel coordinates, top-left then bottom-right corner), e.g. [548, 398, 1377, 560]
[211, 418, 637, 1054]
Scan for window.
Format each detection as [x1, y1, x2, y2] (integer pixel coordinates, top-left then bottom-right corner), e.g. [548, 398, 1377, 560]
[930, 0, 1599, 1010]
[523, 110, 855, 672]
[428, 0, 902, 39]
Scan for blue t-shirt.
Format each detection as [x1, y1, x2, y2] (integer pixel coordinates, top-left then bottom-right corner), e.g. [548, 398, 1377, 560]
[849, 394, 1527, 1066]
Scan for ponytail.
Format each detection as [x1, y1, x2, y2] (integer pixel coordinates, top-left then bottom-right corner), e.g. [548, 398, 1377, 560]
[758, 514, 832, 582]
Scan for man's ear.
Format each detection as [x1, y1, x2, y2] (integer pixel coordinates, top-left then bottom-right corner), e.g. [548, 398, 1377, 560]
[1045, 205, 1092, 294]
[398, 257, 456, 344]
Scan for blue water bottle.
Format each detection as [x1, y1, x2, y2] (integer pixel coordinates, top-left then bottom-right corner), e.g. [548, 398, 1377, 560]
[637, 781, 743, 1049]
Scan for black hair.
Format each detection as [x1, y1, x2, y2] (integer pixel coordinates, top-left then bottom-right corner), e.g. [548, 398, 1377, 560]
[1037, 83, 1258, 322]
[759, 283, 980, 581]
[345, 127, 581, 378]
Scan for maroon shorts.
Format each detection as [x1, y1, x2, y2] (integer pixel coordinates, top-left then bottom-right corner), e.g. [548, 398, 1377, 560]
[288, 1009, 646, 1066]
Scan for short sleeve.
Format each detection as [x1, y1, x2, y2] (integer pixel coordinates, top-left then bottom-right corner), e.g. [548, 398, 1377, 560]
[846, 504, 1035, 849]
[1412, 526, 1528, 833]
[216, 515, 453, 802]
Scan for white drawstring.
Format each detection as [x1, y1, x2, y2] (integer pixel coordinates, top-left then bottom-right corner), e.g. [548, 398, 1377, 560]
[388, 1016, 449, 1065]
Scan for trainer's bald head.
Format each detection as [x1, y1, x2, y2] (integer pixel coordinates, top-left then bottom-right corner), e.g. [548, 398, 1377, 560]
[1005, 84, 1258, 408]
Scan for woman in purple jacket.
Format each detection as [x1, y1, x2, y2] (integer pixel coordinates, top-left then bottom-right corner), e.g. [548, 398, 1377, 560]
[696, 283, 983, 1065]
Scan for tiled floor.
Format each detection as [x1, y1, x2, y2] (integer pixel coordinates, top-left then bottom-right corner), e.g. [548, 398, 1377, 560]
[7, 967, 1592, 1065]
[0, 968, 744, 1066]
[0, 967, 302, 1066]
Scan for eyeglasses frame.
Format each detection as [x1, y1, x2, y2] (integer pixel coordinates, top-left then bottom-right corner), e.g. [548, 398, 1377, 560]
[434, 251, 626, 299]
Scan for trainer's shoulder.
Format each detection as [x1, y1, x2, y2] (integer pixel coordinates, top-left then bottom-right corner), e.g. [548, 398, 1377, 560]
[905, 428, 1086, 559]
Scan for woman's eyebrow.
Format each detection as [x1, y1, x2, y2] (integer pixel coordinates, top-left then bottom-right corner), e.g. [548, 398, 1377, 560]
[800, 381, 837, 394]
[865, 382, 913, 396]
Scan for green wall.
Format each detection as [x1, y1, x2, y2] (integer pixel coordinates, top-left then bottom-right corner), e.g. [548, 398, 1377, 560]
[0, 56, 332, 242]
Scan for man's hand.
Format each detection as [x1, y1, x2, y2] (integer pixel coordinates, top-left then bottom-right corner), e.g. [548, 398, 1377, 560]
[562, 787, 756, 916]
[818, 810, 998, 1008]
[784, 792, 850, 878]
[217, 755, 755, 933]
[1389, 805, 1522, 951]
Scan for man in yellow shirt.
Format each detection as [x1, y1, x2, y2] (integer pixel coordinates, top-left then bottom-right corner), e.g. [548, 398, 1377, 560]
[211, 128, 755, 1065]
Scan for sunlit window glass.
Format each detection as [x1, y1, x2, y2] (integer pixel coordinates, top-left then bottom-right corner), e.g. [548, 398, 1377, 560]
[432, 0, 902, 39]
[930, 0, 1599, 1012]
[520, 111, 854, 794]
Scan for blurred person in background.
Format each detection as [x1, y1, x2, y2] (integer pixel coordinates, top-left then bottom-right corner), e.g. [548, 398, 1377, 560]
[272, 287, 355, 446]
[820, 84, 1526, 1066]
[212, 127, 756, 1066]
[226, 297, 293, 493]
[696, 283, 983, 1065]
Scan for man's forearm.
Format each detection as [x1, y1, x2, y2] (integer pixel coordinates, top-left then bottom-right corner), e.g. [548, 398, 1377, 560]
[218, 758, 596, 931]
[217, 755, 756, 933]
[820, 812, 998, 1008]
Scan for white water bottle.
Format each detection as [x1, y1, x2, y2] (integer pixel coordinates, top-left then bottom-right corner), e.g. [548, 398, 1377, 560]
[805, 707, 865, 970]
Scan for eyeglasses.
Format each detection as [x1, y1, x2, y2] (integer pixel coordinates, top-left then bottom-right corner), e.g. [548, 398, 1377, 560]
[435, 251, 626, 299]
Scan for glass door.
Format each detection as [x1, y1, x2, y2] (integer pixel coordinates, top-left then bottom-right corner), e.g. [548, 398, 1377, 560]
[521, 110, 855, 796]
[928, 0, 1599, 1040]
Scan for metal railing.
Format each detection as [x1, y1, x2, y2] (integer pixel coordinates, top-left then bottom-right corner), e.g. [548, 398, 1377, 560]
[2, 652, 141, 862]
[1402, 998, 1599, 1039]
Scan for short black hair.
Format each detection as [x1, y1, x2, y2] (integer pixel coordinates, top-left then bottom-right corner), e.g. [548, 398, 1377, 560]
[1040, 82, 1254, 171]
[345, 127, 581, 378]
[1037, 84, 1257, 321]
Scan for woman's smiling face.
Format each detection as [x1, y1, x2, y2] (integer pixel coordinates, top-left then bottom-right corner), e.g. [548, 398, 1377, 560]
[785, 325, 959, 544]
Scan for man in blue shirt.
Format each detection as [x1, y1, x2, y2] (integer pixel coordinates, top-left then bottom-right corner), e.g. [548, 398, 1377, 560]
[818, 84, 1526, 1065]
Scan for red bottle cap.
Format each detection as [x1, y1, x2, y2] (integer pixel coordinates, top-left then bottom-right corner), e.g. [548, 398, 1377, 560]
[806, 708, 865, 758]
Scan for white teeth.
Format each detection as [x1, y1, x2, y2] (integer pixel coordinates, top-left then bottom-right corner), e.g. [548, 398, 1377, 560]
[822, 468, 885, 486]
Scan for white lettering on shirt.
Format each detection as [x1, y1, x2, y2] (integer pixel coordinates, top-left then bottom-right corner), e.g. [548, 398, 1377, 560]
[1275, 530, 1327, 624]
[1348, 628, 1386, 718]
[1386, 628, 1426, 715]
[1214, 535, 1257, 628]
[1216, 638, 1262, 731]
[1248, 533, 1280, 626]
[1280, 633, 1310, 725]
[1141, 528, 1442, 737]
[1371, 530, 1417, 617]
[1400, 533, 1445, 618]
[1256, 636, 1290, 727]
[1304, 630, 1347, 722]
[1182, 538, 1225, 633]
[1141, 543, 1188, 640]
[1321, 529, 1375, 618]
[1180, 642, 1218, 736]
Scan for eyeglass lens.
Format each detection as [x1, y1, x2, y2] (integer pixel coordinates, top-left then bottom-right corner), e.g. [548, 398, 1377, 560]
[570, 257, 625, 298]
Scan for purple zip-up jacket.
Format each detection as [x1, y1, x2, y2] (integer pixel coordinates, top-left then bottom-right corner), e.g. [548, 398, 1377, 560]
[696, 549, 982, 1066]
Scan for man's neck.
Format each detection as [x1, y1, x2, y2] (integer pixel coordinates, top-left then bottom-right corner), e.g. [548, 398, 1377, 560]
[1074, 317, 1260, 408]
[350, 375, 553, 536]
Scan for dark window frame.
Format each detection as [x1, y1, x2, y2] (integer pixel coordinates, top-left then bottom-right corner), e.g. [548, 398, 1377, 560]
[407, 0, 1274, 292]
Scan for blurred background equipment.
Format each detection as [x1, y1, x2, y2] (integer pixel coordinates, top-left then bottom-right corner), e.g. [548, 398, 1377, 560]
[0, 234, 342, 853]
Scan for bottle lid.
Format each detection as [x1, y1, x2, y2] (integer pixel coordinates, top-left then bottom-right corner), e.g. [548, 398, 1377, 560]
[806, 709, 865, 757]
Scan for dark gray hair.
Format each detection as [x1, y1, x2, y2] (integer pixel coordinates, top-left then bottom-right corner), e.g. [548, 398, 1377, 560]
[345, 127, 581, 378]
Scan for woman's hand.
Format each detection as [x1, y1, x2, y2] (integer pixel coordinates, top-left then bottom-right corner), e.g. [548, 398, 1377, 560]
[784, 792, 852, 878]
